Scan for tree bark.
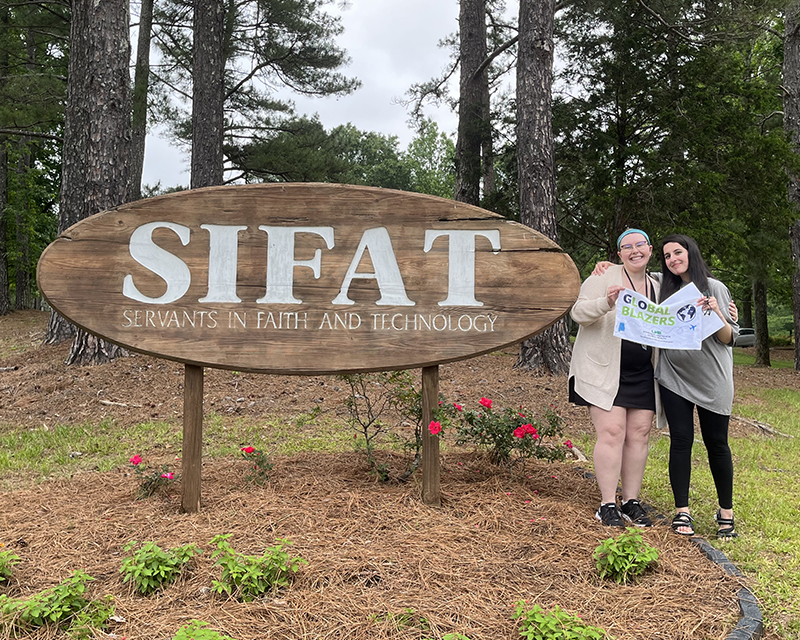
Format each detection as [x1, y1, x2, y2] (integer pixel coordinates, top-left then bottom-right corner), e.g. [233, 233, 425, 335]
[14, 139, 32, 310]
[454, 0, 487, 205]
[752, 277, 771, 367]
[0, 5, 10, 315]
[191, 0, 226, 189]
[45, 0, 131, 364]
[785, 3, 800, 371]
[514, 0, 571, 376]
[129, 0, 154, 201]
[0, 138, 9, 316]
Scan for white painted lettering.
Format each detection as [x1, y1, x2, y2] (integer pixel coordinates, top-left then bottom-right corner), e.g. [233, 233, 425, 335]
[200, 224, 247, 303]
[257, 226, 335, 304]
[123, 222, 192, 304]
[424, 229, 501, 306]
[332, 227, 414, 306]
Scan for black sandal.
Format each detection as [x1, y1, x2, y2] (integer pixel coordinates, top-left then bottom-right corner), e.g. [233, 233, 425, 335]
[671, 512, 695, 536]
[715, 510, 739, 539]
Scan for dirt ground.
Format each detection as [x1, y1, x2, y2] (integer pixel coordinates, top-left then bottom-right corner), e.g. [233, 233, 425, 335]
[0, 310, 797, 640]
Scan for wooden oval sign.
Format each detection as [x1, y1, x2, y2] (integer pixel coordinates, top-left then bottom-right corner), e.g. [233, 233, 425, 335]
[38, 183, 579, 374]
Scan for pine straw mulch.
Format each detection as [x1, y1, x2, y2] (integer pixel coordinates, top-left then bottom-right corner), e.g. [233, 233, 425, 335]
[0, 451, 745, 640]
[1, 310, 796, 639]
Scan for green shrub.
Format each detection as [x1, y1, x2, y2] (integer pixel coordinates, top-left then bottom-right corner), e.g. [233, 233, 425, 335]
[593, 529, 659, 584]
[120, 540, 201, 595]
[172, 619, 237, 640]
[210, 534, 306, 602]
[0, 550, 20, 584]
[514, 601, 609, 639]
[239, 446, 274, 484]
[437, 398, 570, 465]
[0, 570, 93, 630]
[66, 595, 115, 639]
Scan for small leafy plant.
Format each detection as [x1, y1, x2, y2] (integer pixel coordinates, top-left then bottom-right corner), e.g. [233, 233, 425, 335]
[436, 398, 570, 465]
[120, 540, 201, 595]
[172, 619, 237, 640]
[0, 549, 20, 584]
[0, 570, 93, 630]
[594, 529, 659, 584]
[514, 601, 609, 639]
[128, 454, 179, 498]
[370, 607, 430, 631]
[240, 446, 273, 484]
[66, 594, 116, 639]
[210, 534, 306, 602]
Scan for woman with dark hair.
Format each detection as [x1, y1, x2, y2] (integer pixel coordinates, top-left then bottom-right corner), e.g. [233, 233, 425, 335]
[656, 234, 739, 538]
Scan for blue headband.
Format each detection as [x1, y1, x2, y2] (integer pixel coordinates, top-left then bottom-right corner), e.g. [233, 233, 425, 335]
[617, 228, 651, 249]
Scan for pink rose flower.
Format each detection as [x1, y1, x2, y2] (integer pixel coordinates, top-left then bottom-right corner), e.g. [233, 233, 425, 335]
[564, 440, 573, 449]
[523, 423, 537, 435]
[428, 420, 442, 435]
[161, 472, 174, 479]
[453, 403, 463, 412]
[513, 426, 526, 438]
[241, 446, 255, 454]
[479, 397, 492, 409]
[129, 454, 142, 466]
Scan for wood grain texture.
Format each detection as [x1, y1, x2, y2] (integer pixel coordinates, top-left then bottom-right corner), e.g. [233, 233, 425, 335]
[37, 183, 580, 374]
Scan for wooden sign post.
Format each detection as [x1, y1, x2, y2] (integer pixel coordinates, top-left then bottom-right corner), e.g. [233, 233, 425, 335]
[37, 183, 580, 512]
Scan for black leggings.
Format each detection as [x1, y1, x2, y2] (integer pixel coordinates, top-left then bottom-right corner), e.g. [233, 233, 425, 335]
[659, 385, 734, 510]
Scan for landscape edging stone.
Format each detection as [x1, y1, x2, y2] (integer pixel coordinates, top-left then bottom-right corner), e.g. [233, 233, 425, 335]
[690, 536, 763, 640]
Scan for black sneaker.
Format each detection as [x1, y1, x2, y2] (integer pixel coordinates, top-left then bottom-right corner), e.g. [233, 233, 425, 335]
[595, 502, 625, 527]
[620, 499, 653, 527]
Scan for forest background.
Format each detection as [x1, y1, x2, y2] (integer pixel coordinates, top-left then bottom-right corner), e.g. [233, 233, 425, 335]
[2, 0, 800, 372]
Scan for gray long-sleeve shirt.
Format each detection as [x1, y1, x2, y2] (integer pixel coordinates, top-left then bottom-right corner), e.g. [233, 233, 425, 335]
[654, 277, 739, 415]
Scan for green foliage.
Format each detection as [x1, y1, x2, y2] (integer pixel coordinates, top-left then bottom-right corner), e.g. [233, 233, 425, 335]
[0, 550, 20, 584]
[0, 570, 93, 630]
[593, 529, 659, 584]
[513, 601, 609, 640]
[210, 534, 306, 602]
[120, 541, 200, 596]
[172, 619, 236, 640]
[65, 595, 115, 639]
[370, 607, 429, 632]
[128, 454, 179, 498]
[437, 398, 570, 466]
[239, 446, 274, 484]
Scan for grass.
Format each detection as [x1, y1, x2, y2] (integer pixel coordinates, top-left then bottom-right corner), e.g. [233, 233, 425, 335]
[638, 385, 800, 640]
[733, 348, 796, 368]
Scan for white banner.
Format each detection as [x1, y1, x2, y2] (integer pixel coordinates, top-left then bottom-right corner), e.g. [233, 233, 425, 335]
[613, 282, 724, 350]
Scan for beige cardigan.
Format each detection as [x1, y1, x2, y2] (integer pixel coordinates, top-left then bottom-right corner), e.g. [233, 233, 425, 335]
[568, 265, 664, 426]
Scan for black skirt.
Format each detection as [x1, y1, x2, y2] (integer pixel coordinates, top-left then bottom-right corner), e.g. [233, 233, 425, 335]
[569, 339, 655, 411]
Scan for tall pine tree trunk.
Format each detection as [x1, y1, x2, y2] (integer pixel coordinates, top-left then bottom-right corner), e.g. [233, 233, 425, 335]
[0, 138, 9, 316]
[454, 0, 487, 205]
[785, 3, 800, 371]
[129, 0, 154, 201]
[45, 0, 131, 365]
[191, 0, 226, 189]
[514, 0, 571, 376]
[0, 5, 10, 315]
[752, 278, 771, 367]
[14, 140, 32, 310]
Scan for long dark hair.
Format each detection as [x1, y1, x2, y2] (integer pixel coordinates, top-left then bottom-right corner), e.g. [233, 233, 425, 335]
[658, 234, 713, 303]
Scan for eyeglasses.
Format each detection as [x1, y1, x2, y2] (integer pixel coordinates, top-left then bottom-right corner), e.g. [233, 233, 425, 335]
[620, 241, 649, 252]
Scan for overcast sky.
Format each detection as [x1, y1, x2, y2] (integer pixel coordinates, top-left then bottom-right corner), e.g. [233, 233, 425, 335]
[141, 0, 461, 189]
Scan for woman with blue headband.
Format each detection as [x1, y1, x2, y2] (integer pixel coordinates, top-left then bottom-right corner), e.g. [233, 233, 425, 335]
[568, 228, 660, 528]
[591, 234, 740, 538]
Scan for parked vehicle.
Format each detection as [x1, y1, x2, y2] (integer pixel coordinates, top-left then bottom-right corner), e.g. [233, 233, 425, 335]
[734, 328, 755, 347]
